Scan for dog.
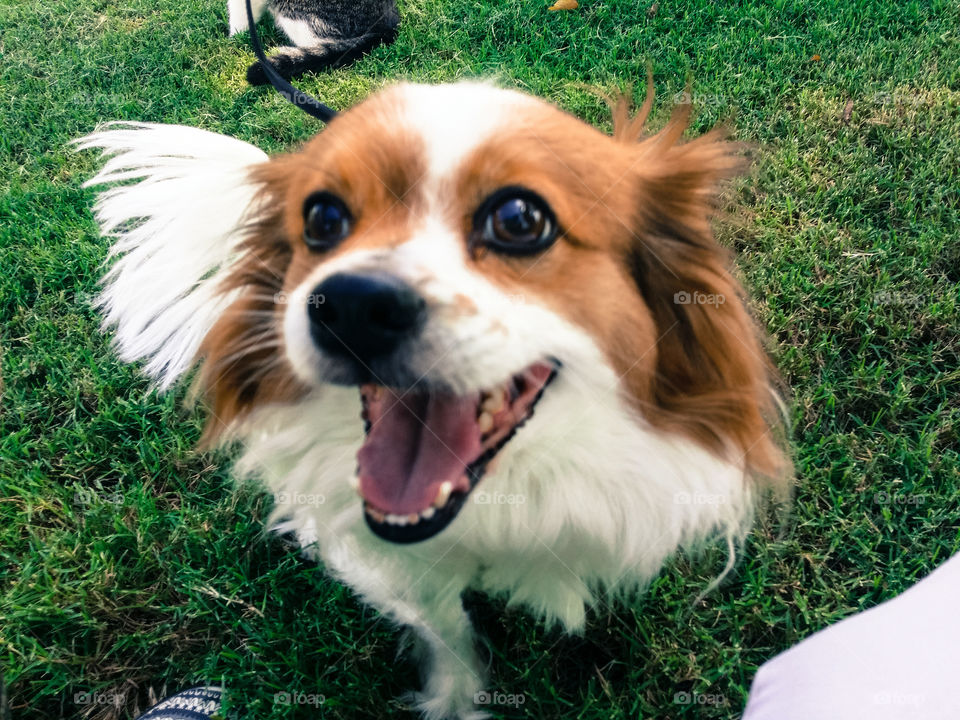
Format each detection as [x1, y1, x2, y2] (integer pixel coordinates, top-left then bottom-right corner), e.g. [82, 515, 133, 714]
[228, 0, 400, 85]
[77, 80, 790, 719]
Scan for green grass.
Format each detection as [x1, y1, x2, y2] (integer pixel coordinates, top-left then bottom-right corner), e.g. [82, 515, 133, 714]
[2, 0, 959, 718]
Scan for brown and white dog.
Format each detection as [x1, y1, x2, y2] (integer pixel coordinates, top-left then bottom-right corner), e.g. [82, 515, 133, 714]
[78, 80, 789, 719]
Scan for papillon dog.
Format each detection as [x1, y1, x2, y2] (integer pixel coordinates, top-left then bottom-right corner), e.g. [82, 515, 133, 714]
[77, 80, 789, 719]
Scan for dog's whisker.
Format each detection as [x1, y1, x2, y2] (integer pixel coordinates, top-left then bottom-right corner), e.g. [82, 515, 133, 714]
[233, 357, 289, 398]
[219, 308, 282, 319]
[214, 337, 283, 367]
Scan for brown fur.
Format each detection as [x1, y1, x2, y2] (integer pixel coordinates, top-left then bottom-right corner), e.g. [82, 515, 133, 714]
[620, 89, 789, 483]
[196, 163, 305, 444]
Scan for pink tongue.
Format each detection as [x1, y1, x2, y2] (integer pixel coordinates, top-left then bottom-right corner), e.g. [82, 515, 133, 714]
[357, 389, 481, 515]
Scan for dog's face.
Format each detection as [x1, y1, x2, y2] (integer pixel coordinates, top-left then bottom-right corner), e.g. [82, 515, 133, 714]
[185, 82, 786, 544]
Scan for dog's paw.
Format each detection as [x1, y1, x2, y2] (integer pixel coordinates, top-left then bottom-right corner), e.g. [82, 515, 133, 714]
[408, 691, 490, 720]
[228, 17, 248, 35]
[227, 0, 254, 35]
[246, 60, 273, 86]
[406, 672, 490, 720]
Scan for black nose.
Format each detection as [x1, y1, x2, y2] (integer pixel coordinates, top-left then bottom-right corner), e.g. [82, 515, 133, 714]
[308, 273, 427, 361]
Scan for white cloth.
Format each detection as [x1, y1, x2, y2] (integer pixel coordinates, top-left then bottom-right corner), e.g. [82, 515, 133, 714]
[743, 553, 960, 720]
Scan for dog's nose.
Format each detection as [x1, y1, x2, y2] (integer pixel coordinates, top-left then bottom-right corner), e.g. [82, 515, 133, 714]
[308, 273, 427, 361]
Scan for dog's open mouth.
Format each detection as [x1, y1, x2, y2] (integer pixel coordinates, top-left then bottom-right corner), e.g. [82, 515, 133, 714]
[356, 360, 558, 543]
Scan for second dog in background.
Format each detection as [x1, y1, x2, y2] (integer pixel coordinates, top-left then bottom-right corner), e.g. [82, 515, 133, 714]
[229, 0, 399, 84]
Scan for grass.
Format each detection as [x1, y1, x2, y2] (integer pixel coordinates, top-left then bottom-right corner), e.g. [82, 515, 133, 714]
[1, 0, 959, 718]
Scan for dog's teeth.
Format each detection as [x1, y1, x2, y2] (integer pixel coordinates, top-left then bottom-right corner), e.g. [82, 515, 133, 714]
[478, 411, 494, 434]
[433, 481, 453, 508]
[349, 475, 360, 491]
[366, 505, 386, 523]
[482, 389, 505, 414]
[420, 506, 436, 520]
[385, 513, 408, 526]
[407, 513, 420, 525]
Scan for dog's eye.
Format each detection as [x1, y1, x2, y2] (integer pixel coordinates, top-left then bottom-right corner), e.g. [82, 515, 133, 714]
[303, 192, 352, 251]
[474, 187, 557, 255]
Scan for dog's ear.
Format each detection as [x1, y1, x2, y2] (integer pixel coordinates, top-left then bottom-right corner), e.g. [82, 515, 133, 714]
[76, 123, 269, 389]
[614, 95, 788, 482]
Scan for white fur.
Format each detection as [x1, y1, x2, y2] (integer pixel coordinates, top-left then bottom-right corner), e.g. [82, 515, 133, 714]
[228, 0, 269, 35]
[82, 84, 757, 720]
[76, 122, 268, 388]
[393, 83, 536, 190]
[275, 15, 335, 48]
[228, 0, 333, 48]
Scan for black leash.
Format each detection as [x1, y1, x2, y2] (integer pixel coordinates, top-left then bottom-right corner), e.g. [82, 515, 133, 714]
[245, 0, 338, 123]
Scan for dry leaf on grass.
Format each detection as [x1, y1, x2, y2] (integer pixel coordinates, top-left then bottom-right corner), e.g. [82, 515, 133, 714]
[548, 0, 579, 11]
[842, 99, 854, 124]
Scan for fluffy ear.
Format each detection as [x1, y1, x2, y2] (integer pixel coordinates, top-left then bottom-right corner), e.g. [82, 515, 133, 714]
[616, 97, 789, 483]
[76, 123, 269, 389]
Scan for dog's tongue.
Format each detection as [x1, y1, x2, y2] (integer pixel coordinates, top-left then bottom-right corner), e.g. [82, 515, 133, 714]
[357, 388, 481, 515]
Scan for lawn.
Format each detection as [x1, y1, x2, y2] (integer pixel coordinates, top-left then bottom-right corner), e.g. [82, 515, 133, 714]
[1, 0, 959, 718]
